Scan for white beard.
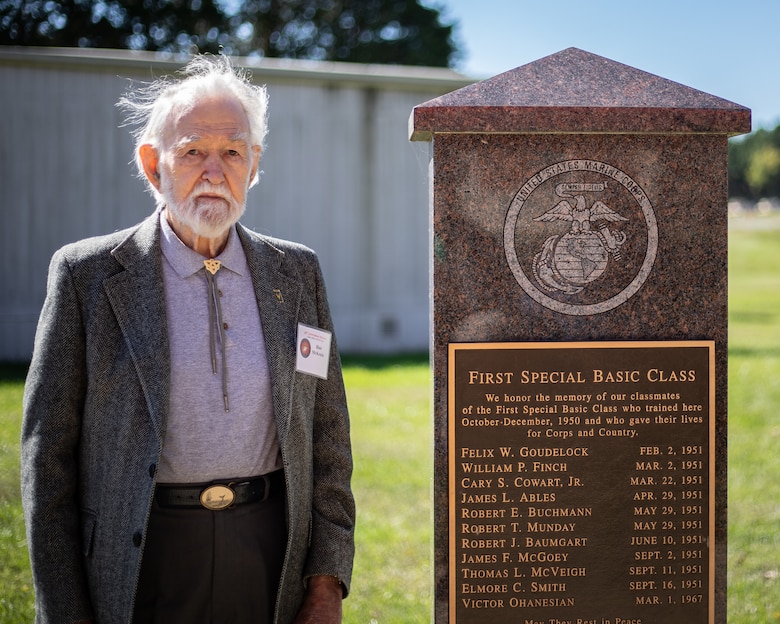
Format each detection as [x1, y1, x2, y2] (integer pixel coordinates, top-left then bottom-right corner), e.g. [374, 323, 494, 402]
[162, 179, 246, 239]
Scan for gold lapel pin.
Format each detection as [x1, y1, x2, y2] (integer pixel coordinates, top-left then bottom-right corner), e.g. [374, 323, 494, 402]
[273, 289, 284, 303]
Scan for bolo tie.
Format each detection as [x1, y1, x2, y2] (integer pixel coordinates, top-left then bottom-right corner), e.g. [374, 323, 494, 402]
[204, 259, 229, 412]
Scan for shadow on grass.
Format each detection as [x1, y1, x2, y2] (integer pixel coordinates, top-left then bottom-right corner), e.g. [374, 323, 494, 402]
[730, 311, 780, 324]
[0, 356, 428, 380]
[729, 347, 780, 358]
[0, 363, 28, 383]
[7, 348, 777, 375]
[341, 352, 428, 369]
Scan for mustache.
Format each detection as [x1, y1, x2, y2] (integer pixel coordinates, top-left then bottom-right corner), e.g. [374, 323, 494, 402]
[193, 183, 232, 202]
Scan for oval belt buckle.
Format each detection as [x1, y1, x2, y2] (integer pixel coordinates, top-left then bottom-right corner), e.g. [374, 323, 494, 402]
[200, 484, 235, 511]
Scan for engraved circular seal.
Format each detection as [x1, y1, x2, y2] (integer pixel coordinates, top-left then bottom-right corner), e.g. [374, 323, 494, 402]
[504, 160, 658, 315]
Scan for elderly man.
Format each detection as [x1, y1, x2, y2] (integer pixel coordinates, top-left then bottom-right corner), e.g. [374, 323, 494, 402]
[21, 56, 355, 624]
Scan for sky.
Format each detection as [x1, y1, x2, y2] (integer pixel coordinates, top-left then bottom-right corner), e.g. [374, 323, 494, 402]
[435, 0, 780, 133]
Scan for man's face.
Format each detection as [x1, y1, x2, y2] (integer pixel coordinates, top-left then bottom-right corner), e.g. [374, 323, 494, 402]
[157, 95, 260, 239]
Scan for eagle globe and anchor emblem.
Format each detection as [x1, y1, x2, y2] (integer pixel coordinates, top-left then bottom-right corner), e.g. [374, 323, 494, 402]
[504, 160, 658, 316]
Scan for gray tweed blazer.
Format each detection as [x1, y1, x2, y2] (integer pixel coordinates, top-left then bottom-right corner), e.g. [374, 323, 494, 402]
[21, 213, 355, 624]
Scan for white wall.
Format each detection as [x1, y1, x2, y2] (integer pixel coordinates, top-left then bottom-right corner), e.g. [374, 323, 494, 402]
[0, 47, 472, 359]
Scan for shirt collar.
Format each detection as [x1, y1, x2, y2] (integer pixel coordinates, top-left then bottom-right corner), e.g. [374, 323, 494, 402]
[159, 211, 248, 279]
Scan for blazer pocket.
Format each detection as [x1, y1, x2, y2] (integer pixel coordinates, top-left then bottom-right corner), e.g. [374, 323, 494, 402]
[81, 509, 97, 557]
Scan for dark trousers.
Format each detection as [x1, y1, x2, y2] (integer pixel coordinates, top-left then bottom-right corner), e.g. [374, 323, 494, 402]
[132, 483, 287, 624]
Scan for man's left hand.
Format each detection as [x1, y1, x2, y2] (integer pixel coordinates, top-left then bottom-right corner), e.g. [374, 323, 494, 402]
[293, 575, 343, 624]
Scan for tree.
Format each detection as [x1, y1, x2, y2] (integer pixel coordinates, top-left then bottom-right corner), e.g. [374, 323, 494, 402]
[0, 0, 227, 51]
[729, 125, 780, 200]
[0, 0, 460, 67]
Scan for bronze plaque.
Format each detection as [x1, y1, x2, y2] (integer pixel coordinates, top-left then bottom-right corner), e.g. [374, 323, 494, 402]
[449, 341, 715, 623]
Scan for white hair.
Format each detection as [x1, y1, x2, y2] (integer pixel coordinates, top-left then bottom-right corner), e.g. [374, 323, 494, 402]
[117, 55, 269, 199]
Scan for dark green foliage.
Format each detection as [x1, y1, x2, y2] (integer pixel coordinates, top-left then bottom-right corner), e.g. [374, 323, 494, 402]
[729, 124, 780, 200]
[0, 0, 459, 67]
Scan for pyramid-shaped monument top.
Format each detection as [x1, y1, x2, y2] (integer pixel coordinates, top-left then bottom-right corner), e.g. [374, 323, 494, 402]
[410, 48, 750, 141]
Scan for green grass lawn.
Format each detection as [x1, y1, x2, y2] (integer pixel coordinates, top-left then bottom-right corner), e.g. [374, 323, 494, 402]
[341, 355, 432, 623]
[0, 364, 34, 622]
[726, 216, 780, 622]
[1, 215, 779, 622]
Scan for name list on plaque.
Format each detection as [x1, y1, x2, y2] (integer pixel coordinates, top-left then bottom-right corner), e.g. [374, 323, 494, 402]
[448, 341, 715, 624]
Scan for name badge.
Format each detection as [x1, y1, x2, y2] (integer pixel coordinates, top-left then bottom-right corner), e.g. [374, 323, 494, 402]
[296, 323, 332, 379]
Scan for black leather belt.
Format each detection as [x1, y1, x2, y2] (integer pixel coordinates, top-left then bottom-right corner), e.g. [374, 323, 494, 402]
[155, 470, 285, 511]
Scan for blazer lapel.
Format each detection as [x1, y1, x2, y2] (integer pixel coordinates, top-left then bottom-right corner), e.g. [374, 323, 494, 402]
[238, 225, 302, 445]
[103, 214, 170, 440]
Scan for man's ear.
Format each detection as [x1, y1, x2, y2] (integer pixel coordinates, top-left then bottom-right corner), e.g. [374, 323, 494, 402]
[250, 145, 262, 183]
[139, 144, 162, 190]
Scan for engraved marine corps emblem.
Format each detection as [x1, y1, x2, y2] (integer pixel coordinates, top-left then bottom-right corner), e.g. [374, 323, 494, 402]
[533, 182, 627, 294]
[504, 160, 658, 315]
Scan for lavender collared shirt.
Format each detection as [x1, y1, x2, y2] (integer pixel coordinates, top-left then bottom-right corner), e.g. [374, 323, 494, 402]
[157, 212, 281, 483]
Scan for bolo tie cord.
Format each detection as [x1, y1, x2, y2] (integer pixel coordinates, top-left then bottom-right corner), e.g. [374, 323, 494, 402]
[204, 259, 229, 412]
